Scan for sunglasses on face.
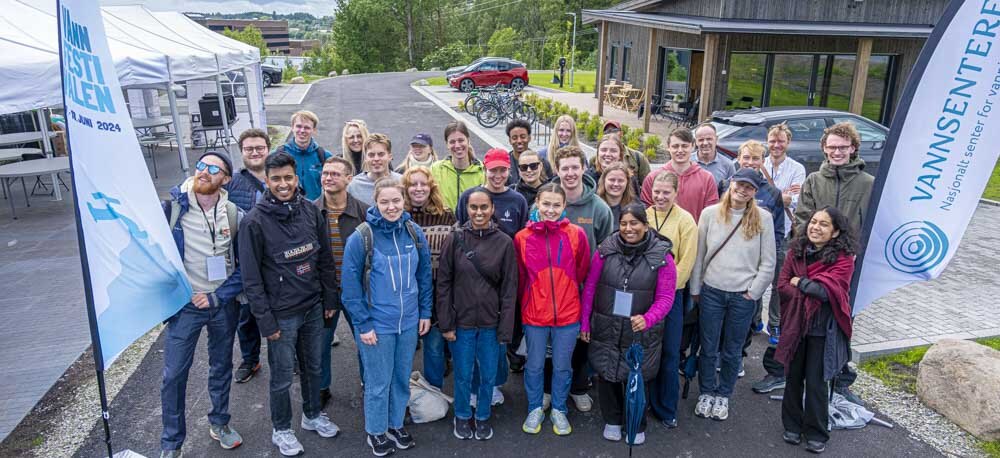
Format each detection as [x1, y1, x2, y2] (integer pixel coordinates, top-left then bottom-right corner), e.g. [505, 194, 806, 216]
[196, 161, 224, 175]
[518, 162, 541, 172]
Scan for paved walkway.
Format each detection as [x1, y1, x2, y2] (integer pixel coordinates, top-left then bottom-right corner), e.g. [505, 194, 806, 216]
[419, 83, 1000, 360]
[263, 82, 313, 106]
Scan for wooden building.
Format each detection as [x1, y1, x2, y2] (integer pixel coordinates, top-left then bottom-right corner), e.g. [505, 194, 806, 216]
[583, 0, 947, 131]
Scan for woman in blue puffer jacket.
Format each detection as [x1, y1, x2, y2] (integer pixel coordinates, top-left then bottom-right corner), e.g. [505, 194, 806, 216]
[342, 177, 433, 457]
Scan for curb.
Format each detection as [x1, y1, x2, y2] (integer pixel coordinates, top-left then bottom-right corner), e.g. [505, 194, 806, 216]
[410, 84, 507, 149]
[853, 328, 1000, 362]
[980, 197, 1000, 207]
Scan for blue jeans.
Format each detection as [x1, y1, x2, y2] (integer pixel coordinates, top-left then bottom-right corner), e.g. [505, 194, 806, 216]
[236, 301, 260, 365]
[649, 288, 685, 421]
[160, 301, 238, 451]
[524, 323, 580, 413]
[267, 303, 324, 430]
[472, 343, 508, 394]
[698, 284, 757, 398]
[357, 327, 419, 435]
[422, 326, 447, 389]
[321, 309, 362, 389]
[452, 328, 500, 421]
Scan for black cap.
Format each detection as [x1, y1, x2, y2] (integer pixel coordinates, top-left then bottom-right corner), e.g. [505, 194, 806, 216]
[410, 133, 433, 147]
[731, 168, 761, 189]
[198, 150, 234, 176]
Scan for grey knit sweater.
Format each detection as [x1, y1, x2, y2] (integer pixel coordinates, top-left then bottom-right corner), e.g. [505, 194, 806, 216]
[690, 204, 776, 300]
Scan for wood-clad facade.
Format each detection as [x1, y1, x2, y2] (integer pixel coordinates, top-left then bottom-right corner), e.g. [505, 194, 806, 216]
[585, 0, 947, 129]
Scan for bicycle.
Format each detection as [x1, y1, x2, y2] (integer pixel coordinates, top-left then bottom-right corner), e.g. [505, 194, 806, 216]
[476, 91, 536, 128]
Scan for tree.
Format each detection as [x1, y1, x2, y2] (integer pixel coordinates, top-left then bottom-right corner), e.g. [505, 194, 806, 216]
[331, 0, 406, 72]
[222, 25, 269, 59]
[487, 27, 517, 59]
[421, 42, 469, 70]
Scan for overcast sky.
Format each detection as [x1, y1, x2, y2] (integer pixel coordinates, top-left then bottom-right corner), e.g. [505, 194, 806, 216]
[100, 0, 335, 17]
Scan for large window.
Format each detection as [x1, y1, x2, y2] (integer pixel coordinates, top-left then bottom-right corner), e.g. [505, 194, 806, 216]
[657, 48, 692, 102]
[609, 45, 619, 80]
[622, 45, 631, 81]
[727, 54, 767, 108]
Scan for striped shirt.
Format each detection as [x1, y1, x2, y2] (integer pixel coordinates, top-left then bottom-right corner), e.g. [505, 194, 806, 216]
[326, 208, 346, 277]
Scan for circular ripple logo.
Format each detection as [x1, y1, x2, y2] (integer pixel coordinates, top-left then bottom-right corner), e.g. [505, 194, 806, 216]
[884, 221, 949, 274]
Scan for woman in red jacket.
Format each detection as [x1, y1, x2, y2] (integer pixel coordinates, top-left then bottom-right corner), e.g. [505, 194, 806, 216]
[775, 206, 857, 454]
[514, 182, 590, 436]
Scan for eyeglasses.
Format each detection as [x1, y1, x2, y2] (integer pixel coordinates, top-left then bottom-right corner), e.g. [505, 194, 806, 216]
[823, 145, 854, 153]
[195, 161, 224, 175]
[242, 145, 268, 153]
[518, 162, 541, 172]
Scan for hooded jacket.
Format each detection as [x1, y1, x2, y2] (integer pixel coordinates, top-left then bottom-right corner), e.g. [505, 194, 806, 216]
[347, 171, 404, 207]
[436, 221, 518, 343]
[515, 178, 547, 207]
[795, 156, 874, 233]
[341, 207, 434, 335]
[549, 173, 614, 255]
[430, 156, 484, 211]
[238, 190, 340, 338]
[640, 162, 719, 224]
[514, 218, 591, 327]
[276, 139, 332, 200]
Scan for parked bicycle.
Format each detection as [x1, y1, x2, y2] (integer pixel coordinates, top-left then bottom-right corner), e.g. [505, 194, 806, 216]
[475, 90, 536, 128]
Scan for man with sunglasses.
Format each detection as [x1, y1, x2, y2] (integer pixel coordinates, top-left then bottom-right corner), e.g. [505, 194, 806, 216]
[226, 128, 270, 384]
[159, 151, 246, 457]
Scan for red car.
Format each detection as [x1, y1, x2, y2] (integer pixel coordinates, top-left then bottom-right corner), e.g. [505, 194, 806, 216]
[448, 58, 529, 92]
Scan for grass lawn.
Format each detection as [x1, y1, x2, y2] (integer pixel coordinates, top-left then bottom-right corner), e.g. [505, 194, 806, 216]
[985, 159, 1000, 201]
[860, 337, 1000, 457]
[528, 70, 596, 93]
[423, 76, 448, 86]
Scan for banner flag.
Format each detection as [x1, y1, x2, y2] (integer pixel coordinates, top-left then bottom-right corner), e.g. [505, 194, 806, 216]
[854, 0, 1000, 313]
[58, 0, 192, 366]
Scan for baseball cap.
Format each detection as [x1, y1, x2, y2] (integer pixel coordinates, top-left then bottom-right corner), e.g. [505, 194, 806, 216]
[731, 168, 761, 190]
[410, 133, 433, 147]
[602, 120, 622, 133]
[484, 148, 511, 170]
[198, 150, 233, 176]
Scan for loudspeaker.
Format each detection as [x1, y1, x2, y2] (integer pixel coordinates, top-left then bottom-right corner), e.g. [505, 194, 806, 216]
[198, 94, 237, 127]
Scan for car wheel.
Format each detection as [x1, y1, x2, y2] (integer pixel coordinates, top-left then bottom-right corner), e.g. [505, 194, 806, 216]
[460, 79, 475, 92]
[263, 73, 273, 88]
[510, 77, 525, 92]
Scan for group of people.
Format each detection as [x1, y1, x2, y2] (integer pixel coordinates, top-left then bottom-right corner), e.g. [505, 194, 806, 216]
[158, 108, 875, 457]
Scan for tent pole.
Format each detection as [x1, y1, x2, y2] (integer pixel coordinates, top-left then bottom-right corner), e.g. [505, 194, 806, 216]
[214, 56, 231, 153]
[37, 108, 62, 201]
[240, 67, 255, 129]
[165, 57, 189, 171]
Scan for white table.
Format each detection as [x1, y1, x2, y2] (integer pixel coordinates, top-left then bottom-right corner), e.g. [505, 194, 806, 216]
[0, 131, 57, 147]
[132, 117, 173, 130]
[0, 157, 70, 219]
[0, 148, 42, 162]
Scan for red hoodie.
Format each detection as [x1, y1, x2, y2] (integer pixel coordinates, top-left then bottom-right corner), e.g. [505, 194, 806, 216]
[514, 218, 591, 327]
[640, 162, 719, 223]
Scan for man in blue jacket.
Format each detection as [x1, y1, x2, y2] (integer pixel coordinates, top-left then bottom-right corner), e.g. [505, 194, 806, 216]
[159, 151, 245, 458]
[239, 152, 341, 456]
[226, 128, 269, 384]
[272, 110, 332, 200]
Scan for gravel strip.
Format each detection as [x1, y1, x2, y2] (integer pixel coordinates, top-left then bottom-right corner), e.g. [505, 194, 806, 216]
[32, 326, 163, 458]
[854, 369, 985, 457]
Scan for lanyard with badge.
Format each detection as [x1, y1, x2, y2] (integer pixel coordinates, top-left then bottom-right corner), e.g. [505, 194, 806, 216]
[201, 200, 228, 282]
[613, 257, 643, 318]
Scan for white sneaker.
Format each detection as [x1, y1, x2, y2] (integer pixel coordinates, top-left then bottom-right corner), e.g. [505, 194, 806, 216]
[272, 429, 304, 456]
[711, 396, 729, 421]
[301, 412, 340, 438]
[570, 393, 593, 412]
[629, 431, 646, 445]
[491, 387, 505, 406]
[602, 424, 622, 442]
[550, 409, 573, 436]
[522, 407, 545, 434]
[542, 393, 552, 411]
[694, 394, 715, 418]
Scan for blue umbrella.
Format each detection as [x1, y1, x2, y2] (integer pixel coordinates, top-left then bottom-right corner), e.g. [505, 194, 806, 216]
[681, 325, 701, 399]
[625, 343, 646, 452]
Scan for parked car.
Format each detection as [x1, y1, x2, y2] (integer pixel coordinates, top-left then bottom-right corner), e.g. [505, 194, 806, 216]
[445, 56, 503, 79]
[711, 107, 888, 176]
[261, 63, 283, 88]
[448, 58, 529, 92]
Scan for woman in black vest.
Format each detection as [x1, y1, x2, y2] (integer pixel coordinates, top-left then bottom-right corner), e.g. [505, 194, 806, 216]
[580, 203, 678, 445]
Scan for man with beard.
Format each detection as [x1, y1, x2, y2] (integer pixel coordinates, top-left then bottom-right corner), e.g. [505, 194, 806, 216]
[239, 152, 342, 456]
[159, 151, 245, 457]
[226, 128, 269, 384]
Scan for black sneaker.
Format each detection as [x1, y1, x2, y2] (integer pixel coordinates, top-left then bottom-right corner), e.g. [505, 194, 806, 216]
[806, 440, 826, 454]
[662, 418, 678, 429]
[367, 433, 396, 457]
[453, 417, 473, 440]
[320, 388, 332, 409]
[783, 431, 802, 445]
[387, 427, 414, 450]
[234, 362, 260, 384]
[752, 375, 786, 394]
[474, 419, 493, 440]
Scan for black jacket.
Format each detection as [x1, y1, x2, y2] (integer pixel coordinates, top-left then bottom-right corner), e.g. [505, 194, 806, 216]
[239, 190, 339, 337]
[435, 221, 518, 343]
[588, 232, 671, 382]
[225, 169, 265, 212]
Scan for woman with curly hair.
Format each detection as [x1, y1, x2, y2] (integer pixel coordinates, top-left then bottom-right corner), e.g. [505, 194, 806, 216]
[775, 206, 857, 454]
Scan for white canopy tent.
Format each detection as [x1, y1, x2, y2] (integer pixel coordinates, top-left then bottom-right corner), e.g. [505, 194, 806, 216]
[0, 0, 266, 171]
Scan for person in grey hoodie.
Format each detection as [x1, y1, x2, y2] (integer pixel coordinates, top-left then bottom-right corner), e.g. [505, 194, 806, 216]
[347, 133, 402, 206]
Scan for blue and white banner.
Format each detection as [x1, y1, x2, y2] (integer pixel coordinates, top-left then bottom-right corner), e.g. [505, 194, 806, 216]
[855, 0, 1000, 313]
[58, 0, 192, 366]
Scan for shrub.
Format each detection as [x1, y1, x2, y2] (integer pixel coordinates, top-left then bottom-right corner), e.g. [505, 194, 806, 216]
[586, 117, 602, 142]
[643, 134, 662, 160]
[569, 108, 579, 121]
[577, 111, 590, 126]
[578, 84, 589, 93]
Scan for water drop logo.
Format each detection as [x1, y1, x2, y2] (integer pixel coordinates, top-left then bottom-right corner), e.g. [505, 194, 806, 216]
[884, 221, 949, 274]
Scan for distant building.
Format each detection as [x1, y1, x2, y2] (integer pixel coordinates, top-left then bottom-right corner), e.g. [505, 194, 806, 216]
[289, 39, 321, 56]
[190, 16, 291, 55]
